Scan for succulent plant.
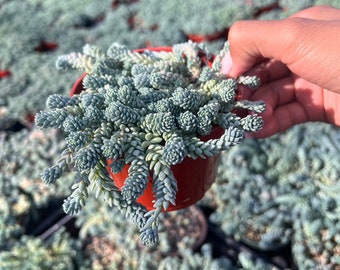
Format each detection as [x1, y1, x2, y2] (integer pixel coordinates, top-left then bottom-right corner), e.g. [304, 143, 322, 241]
[278, 0, 313, 15]
[237, 250, 281, 270]
[210, 169, 294, 251]
[0, 128, 74, 209]
[76, 193, 235, 269]
[0, 195, 25, 251]
[314, 0, 340, 7]
[292, 215, 340, 269]
[136, 0, 255, 33]
[0, 229, 86, 270]
[211, 121, 340, 264]
[35, 40, 265, 247]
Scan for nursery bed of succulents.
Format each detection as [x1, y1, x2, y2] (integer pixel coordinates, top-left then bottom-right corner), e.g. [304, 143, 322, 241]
[1, 0, 340, 269]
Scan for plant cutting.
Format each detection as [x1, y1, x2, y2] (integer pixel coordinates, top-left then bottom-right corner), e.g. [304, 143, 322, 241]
[35, 40, 265, 246]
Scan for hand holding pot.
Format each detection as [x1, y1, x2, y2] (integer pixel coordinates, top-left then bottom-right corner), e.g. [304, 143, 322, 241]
[223, 5, 340, 138]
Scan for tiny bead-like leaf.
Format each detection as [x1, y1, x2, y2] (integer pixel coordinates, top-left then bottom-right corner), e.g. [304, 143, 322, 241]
[163, 136, 187, 165]
[197, 101, 220, 135]
[83, 74, 109, 90]
[63, 196, 84, 215]
[141, 112, 177, 135]
[65, 131, 89, 152]
[46, 94, 77, 109]
[148, 97, 179, 115]
[138, 87, 169, 104]
[198, 66, 215, 82]
[116, 85, 140, 107]
[80, 92, 105, 108]
[177, 111, 197, 133]
[63, 115, 84, 133]
[235, 100, 266, 113]
[215, 112, 241, 129]
[133, 73, 152, 89]
[56, 53, 95, 72]
[41, 166, 63, 184]
[83, 106, 104, 124]
[215, 79, 238, 103]
[172, 87, 203, 111]
[109, 159, 125, 174]
[139, 226, 159, 247]
[131, 64, 156, 76]
[74, 147, 100, 173]
[106, 42, 129, 60]
[35, 109, 68, 129]
[241, 114, 264, 132]
[150, 71, 188, 89]
[223, 126, 245, 147]
[101, 133, 125, 160]
[238, 75, 260, 89]
[105, 101, 141, 125]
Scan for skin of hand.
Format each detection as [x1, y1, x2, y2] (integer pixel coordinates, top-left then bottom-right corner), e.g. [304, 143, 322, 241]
[222, 5, 340, 138]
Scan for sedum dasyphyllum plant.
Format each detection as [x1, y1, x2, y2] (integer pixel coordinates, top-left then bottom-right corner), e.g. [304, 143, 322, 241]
[35, 41, 265, 246]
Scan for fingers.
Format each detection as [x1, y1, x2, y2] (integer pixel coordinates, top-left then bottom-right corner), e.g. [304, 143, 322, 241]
[244, 59, 291, 84]
[250, 76, 309, 138]
[250, 76, 296, 111]
[250, 76, 328, 138]
[246, 76, 297, 138]
[322, 88, 340, 126]
[226, 18, 340, 93]
[252, 102, 309, 138]
[244, 61, 290, 107]
[225, 5, 340, 79]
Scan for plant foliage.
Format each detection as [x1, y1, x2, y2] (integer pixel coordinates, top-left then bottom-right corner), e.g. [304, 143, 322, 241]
[35, 41, 265, 246]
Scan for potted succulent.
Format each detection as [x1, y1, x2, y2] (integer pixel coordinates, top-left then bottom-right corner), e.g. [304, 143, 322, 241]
[35, 40, 265, 246]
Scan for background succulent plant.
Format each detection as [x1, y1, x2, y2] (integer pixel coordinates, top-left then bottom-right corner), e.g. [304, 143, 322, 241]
[211, 121, 340, 267]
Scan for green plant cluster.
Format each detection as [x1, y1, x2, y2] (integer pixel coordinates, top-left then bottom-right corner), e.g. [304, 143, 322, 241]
[0, 127, 81, 268]
[211, 122, 340, 268]
[0, 128, 74, 211]
[134, 0, 254, 37]
[293, 216, 340, 269]
[0, 229, 85, 270]
[35, 41, 265, 246]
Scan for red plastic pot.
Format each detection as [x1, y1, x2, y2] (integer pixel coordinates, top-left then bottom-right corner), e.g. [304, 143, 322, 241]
[0, 69, 11, 79]
[253, 2, 280, 17]
[34, 41, 58, 52]
[70, 47, 239, 211]
[185, 28, 228, 43]
[107, 127, 223, 211]
[112, 0, 139, 9]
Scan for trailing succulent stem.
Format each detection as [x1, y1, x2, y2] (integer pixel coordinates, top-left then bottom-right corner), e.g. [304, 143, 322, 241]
[36, 41, 265, 247]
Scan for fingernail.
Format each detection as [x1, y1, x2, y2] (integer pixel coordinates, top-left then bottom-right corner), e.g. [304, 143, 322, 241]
[221, 51, 233, 75]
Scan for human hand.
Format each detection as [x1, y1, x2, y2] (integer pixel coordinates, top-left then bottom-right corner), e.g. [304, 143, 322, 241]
[222, 5, 340, 138]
